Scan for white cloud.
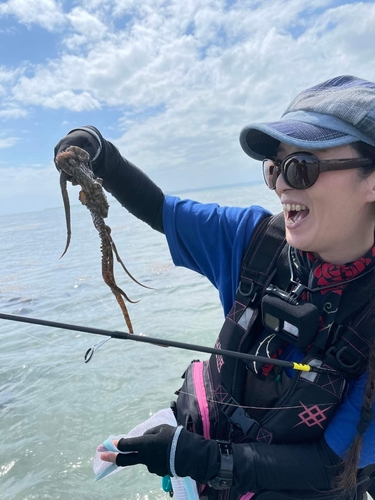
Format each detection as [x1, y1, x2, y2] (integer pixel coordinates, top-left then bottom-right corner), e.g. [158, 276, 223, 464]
[0, 135, 19, 149]
[12, 64, 102, 110]
[2, 0, 375, 213]
[42, 90, 101, 111]
[0, 106, 28, 120]
[9, 0, 375, 115]
[63, 6, 108, 49]
[0, 0, 66, 30]
[67, 6, 107, 37]
[0, 66, 18, 84]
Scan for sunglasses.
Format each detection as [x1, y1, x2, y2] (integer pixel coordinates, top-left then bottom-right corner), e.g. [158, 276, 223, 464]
[263, 152, 374, 190]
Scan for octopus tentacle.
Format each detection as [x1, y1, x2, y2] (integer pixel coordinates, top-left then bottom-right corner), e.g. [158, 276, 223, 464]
[59, 171, 72, 259]
[55, 146, 147, 334]
[111, 238, 153, 289]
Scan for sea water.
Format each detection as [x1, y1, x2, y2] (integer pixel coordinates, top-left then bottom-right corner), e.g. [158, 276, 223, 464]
[0, 183, 352, 500]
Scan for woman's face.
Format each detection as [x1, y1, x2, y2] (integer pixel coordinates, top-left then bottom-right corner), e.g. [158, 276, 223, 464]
[275, 143, 375, 264]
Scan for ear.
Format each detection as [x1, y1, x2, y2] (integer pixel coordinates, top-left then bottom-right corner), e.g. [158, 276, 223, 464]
[364, 170, 375, 203]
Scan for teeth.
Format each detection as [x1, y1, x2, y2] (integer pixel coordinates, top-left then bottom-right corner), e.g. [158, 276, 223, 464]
[282, 203, 308, 212]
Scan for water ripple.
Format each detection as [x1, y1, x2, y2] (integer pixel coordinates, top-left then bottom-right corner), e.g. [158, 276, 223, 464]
[0, 185, 280, 499]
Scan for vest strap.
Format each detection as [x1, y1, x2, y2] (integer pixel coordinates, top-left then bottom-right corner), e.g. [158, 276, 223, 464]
[237, 213, 287, 306]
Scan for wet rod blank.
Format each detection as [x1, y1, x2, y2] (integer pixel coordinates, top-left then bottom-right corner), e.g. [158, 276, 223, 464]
[0, 312, 336, 374]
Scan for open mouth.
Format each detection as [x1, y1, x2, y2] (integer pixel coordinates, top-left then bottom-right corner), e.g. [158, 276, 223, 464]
[282, 203, 309, 224]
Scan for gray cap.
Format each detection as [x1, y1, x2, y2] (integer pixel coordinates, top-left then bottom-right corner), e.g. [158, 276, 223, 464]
[240, 75, 375, 160]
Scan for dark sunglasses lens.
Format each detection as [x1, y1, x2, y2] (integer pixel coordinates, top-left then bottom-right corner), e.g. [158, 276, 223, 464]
[284, 154, 318, 189]
[263, 159, 278, 189]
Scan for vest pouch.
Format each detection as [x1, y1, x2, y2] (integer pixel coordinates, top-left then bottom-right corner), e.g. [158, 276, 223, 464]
[175, 360, 217, 439]
[261, 294, 320, 350]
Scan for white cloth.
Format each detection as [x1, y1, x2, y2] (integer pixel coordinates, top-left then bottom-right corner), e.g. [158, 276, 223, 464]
[93, 408, 199, 500]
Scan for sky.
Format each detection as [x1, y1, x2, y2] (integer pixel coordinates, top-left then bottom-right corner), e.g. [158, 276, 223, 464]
[0, 0, 375, 215]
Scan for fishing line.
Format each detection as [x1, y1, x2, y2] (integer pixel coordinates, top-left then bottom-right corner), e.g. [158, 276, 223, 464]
[176, 390, 336, 411]
[14, 330, 74, 351]
[0, 312, 340, 376]
[2, 318, 94, 353]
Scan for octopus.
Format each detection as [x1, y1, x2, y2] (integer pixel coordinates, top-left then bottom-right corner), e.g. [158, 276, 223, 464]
[55, 145, 147, 334]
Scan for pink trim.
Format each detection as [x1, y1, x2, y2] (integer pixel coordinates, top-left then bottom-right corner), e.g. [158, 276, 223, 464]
[192, 362, 210, 440]
[239, 493, 255, 500]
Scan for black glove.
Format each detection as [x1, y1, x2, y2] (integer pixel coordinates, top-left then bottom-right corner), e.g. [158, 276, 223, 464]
[54, 126, 165, 232]
[115, 424, 221, 484]
[116, 424, 175, 476]
[54, 127, 101, 168]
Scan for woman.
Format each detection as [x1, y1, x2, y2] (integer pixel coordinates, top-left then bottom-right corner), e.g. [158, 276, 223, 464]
[55, 75, 375, 499]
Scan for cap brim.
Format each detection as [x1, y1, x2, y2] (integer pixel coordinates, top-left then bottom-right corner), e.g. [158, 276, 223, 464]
[240, 120, 358, 161]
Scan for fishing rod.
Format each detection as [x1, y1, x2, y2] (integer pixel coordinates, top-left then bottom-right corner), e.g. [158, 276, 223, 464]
[0, 312, 339, 375]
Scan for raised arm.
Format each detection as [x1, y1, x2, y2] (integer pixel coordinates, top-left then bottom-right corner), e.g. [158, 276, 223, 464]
[54, 126, 165, 232]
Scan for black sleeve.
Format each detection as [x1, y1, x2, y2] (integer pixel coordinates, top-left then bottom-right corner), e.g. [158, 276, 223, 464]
[174, 429, 343, 494]
[231, 438, 343, 494]
[66, 126, 165, 233]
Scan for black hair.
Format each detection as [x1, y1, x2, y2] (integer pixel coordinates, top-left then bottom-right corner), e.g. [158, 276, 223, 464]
[352, 141, 375, 178]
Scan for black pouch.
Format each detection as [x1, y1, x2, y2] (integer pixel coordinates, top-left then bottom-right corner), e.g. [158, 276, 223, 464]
[261, 294, 320, 350]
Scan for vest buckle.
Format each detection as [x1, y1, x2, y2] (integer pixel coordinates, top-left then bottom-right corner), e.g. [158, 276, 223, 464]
[222, 398, 260, 438]
[326, 344, 361, 373]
